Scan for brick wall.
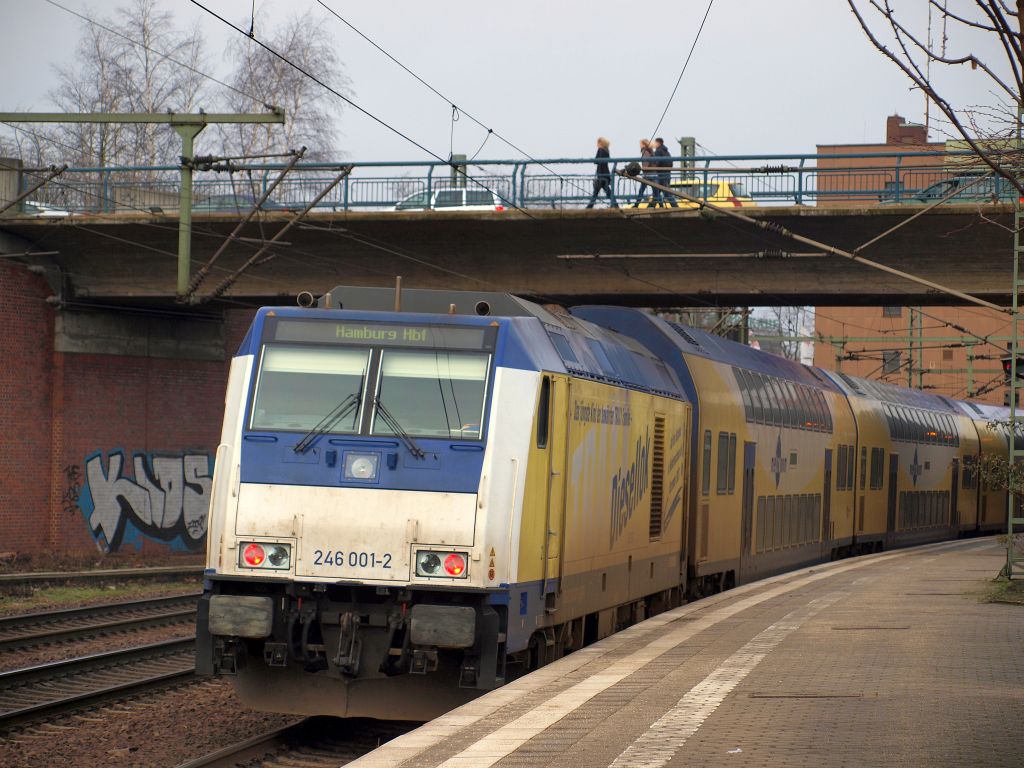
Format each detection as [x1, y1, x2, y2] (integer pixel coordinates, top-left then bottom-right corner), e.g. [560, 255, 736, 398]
[1, 260, 258, 556]
[0, 263, 54, 553]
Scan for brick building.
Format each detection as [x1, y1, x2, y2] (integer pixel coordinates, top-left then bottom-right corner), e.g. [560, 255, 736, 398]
[812, 115, 1009, 405]
[815, 114, 949, 207]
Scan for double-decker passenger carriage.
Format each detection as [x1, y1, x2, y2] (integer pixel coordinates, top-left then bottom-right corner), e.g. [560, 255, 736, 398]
[571, 307, 864, 591]
[821, 373, 979, 547]
[197, 287, 691, 720]
[956, 399, 1013, 534]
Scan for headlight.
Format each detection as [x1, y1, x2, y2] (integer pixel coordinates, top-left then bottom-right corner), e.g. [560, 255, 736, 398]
[343, 451, 380, 482]
[239, 541, 291, 570]
[267, 545, 290, 568]
[415, 550, 468, 578]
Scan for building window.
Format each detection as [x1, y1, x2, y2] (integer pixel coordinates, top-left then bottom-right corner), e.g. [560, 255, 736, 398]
[883, 306, 903, 318]
[882, 350, 902, 375]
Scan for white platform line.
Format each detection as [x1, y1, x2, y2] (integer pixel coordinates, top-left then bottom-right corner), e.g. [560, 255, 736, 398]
[608, 593, 842, 768]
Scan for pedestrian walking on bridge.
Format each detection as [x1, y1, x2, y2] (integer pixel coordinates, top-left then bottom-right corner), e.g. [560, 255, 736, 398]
[652, 137, 677, 208]
[632, 139, 659, 207]
[585, 137, 618, 208]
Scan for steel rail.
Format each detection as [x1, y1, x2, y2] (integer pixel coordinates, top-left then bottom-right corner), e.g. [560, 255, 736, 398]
[0, 565, 203, 585]
[0, 593, 200, 651]
[0, 637, 196, 731]
[174, 717, 419, 768]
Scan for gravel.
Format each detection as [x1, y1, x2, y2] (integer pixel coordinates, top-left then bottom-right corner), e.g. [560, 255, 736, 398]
[0, 679, 299, 768]
[0, 621, 196, 673]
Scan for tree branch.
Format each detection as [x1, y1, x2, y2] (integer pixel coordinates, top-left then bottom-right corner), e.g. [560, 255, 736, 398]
[848, 0, 1024, 196]
[872, 0, 1019, 101]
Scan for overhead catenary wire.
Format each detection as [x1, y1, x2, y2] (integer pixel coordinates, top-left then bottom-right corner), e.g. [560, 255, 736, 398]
[648, 0, 715, 141]
[188, 0, 538, 221]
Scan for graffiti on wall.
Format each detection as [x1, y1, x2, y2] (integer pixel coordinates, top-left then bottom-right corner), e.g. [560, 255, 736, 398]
[79, 450, 213, 553]
[62, 464, 83, 516]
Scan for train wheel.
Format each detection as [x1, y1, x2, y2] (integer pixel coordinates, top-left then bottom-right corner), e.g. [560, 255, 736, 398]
[527, 632, 548, 671]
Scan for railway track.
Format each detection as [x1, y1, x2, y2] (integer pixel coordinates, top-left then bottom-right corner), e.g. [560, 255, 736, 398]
[0, 593, 200, 651]
[0, 637, 196, 731]
[0, 565, 203, 589]
[175, 717, 419, 768]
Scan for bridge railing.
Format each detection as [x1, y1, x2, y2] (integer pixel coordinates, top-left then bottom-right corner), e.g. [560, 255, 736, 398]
[19, 150, 999, 214]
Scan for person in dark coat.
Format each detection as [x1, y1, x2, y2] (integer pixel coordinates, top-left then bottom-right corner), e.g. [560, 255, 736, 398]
[585, 137, 618, 208]
[652, 137, 677, 208]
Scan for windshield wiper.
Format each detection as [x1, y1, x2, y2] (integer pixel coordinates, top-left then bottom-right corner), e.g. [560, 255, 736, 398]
[374, 396, 426, 460]
[294, 387, 362, 454]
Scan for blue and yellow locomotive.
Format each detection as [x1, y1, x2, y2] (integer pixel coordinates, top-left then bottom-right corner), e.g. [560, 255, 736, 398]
[197, 287, 691, 719]
[197, 287, 1009, 720]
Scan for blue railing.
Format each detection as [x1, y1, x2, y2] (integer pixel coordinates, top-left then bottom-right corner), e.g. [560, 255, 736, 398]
[17, 150, 1006, 214]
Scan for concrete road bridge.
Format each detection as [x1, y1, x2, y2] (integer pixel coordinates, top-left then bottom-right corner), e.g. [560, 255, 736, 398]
[0, 150, 1015, 310]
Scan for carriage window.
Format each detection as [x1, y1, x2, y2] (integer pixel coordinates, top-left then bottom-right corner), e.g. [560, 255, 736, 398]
[716, 432, 730, 494]
[728, 434, 737, 494]
[372, 350, 490, 439]
[702, 430, 712, 496]
[770, 379, 788, 426]
[536, 376, 551, 448]
[747, 371, 766, 423]
[734, 368, 753, 421]
[251, 345, 369, 433]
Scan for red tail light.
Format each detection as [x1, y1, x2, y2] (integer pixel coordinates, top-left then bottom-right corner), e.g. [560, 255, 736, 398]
[494, 205, 506, 212]
[243, 543, 266, 566]
[444, 553, 467, 576]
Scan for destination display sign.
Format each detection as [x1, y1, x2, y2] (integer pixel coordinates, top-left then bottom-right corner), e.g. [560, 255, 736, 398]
[271, 318, 493, 350]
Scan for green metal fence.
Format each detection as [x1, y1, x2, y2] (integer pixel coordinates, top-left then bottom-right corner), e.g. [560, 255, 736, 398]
[17, 150, 1013, 214]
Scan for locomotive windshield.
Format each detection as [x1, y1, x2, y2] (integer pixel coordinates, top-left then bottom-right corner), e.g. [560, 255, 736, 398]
[372, 350, 489, 439]
[251, 345, 369, 433]
[250, 317, 497, 440]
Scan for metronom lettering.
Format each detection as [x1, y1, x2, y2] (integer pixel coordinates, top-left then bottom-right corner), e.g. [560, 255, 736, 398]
[609, 429, 650, 548]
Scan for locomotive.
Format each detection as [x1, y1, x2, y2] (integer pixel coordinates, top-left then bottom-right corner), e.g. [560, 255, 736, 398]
[196, 286, 1007, 720]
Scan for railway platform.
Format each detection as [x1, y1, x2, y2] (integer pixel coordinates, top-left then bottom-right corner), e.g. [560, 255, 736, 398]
[351, 537, 1022, 768]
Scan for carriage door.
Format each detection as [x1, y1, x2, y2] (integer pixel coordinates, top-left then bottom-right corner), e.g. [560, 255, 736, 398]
[542, 376, 570, 603]
[740, 443, 757, 562]
[887, 454, 900, 542]
[950, 458, 960, 530]
[822, 449, 833, 550]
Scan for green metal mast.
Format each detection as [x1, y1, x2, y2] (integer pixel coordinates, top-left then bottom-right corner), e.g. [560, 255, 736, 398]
[0, 111, 285, 300]
[1008, 103, 1023, 580]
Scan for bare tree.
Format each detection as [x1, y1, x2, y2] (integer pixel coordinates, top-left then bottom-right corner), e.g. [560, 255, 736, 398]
[847, 1, 1023, 193]
[218, 11, 350, 160]
[45, 0, 207, 170]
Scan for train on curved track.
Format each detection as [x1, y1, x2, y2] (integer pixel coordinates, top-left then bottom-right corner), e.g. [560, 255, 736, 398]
[196, 286, 1011, 720]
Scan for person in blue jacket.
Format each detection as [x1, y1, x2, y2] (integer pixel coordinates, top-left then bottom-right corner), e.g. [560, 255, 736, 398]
[585, 137, 618, 208]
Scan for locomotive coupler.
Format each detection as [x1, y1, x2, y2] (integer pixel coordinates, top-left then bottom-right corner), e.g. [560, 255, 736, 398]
[333, 610, 362, 676]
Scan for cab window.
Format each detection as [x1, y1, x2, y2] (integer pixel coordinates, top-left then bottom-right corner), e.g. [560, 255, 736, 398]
[251, 345, 369, 433]
[371, 349, 489, 439]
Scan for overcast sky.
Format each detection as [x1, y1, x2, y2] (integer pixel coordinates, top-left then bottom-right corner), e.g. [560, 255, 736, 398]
[0, 0, 1006, 163]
